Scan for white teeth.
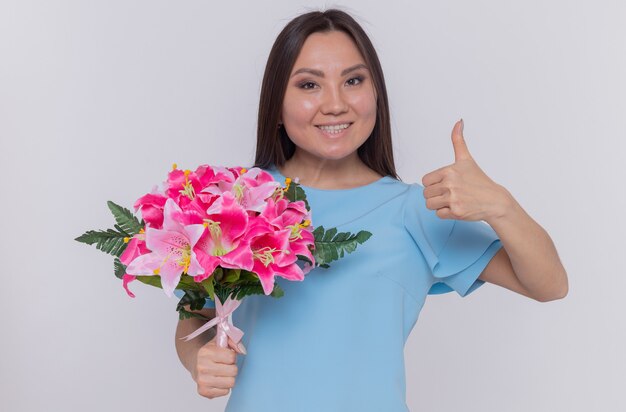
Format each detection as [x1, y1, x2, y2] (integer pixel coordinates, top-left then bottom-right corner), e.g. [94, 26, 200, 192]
[318, 123, 350, 133]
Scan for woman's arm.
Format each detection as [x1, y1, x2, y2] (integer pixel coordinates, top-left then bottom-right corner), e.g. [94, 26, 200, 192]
[421, 119, 568, 302]
[175, 307, 216, 378]
[479, 190, 568, 302]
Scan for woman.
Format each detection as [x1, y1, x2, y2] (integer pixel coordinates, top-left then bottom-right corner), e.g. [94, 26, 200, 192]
[175, 9, 568, 411]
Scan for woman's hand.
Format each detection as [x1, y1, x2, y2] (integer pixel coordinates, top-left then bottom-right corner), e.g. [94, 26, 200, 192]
[192, 335, 246, 399]
[421, 119, 513, 223]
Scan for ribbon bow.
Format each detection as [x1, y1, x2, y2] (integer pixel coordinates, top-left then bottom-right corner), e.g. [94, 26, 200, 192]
[179, 295, 244, 346]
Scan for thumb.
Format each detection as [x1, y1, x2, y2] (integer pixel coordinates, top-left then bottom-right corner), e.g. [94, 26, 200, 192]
[228, 337, 247, 355]
[452, 118, 472, 162]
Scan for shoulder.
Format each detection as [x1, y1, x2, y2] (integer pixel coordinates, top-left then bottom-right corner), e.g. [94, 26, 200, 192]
[399, 181, 427, 210]
[400, 181, 456, 255]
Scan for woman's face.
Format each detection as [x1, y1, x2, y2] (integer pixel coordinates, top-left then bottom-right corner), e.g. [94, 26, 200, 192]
[280, 30, 377, 165]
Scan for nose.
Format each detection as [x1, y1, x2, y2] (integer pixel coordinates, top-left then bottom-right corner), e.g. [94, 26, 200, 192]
[320, 86, 348, 115]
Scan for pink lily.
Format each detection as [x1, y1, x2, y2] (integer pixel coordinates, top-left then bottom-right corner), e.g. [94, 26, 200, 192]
[193, 191, 254, 282]
[125, 198, 205, 297]
[166, 168, 205, 209]
[119, 234, 149, 298]
[119, 234, 149, 266]
[197, 165, 238, 196]
[202, 167, 280, 213]
[257, 197, 316, 266]
[122, 274, 137, 298]
[247, 219, 305, 295]
[134, 191, 167, 229]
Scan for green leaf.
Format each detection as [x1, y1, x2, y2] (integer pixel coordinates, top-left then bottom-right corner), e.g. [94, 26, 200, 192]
[333, 232, 350, 242]
[223, 269, 241, 283]
[136, 275, 163, 289]
[107, 201, 143, 235]
[213, 267, 225, 282]
[312, 225, 325, 241]
[284, 182, 311, 211]
[178, 307, 210, 321]
[296, 254, 312, 265]
[312, 227, 373, 267]
[201, 277, 215, 300]
[270, 283, 284, 298]
[114, 258, 126, 279]
[75, 229, 128, 257]
[239, 270, 258, 281]
[231, 281, 266, 300]
[214, 282, 233, 304]
[176, 275, 204, 291]
[176, 290, 212, 320]
[322, 227, 337, 242]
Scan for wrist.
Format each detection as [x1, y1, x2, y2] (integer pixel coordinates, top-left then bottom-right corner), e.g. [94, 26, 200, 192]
[487, 185, 520, 225]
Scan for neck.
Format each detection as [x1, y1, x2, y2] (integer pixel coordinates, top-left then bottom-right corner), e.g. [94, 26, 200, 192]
[278, 151, 380, 190]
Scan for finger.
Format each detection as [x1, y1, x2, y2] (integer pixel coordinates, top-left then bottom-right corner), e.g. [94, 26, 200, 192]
[198, 374, 236, 390]
[422, 182, 448, 199]
[435, 207, 455, 220]
[424, 194, 448, 211]
[209, 346, 237, 365]
[205, 335, 241, 359]
[214, 363, 238, 378]
[196, 361, 238, 379]
[421, 165, 448, 187]
[198, 386, 229, 399]
[452, 118, 472, 162]
[228, 337, 247, 355]
[212, 375, 236, 390]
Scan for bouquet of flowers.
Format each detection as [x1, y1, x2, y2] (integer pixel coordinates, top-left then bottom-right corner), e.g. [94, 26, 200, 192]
[76, 164, 371, 348]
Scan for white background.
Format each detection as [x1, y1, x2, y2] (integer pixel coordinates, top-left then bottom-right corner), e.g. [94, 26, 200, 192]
[1, 1, 624, 411]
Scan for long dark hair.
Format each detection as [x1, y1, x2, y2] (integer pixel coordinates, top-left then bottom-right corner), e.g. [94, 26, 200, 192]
[253, 9, 398, 180]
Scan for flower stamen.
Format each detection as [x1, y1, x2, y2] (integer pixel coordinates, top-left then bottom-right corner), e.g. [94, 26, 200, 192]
[179, 170, 195, 200]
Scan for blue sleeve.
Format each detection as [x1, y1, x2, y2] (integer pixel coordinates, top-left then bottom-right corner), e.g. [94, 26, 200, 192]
[403, 183, 503, 297]
[172, 288, 216, 308]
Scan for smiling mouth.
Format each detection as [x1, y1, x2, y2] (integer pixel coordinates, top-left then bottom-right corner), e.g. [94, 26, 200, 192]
[316, 123, 352, 134]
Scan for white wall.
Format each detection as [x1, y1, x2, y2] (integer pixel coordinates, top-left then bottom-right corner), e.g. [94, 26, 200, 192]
[1, 1, 624, 411]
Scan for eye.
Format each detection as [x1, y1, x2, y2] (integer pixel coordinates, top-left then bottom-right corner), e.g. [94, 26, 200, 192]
[298, 81, 317, 90]
[346, 76, 364, 86]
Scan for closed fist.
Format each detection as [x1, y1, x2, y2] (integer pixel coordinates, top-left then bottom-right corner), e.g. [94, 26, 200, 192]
[193, 335, 246, 399]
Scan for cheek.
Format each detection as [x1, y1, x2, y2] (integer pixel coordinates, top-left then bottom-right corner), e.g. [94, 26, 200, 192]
[294, 100, 317, 118]
[347, 88, 377, 115]
[351, 95, 377, 122]
[282, 97, 318, 124]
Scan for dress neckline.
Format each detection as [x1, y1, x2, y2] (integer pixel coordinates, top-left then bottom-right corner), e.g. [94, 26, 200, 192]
[268, 165, 392, 193]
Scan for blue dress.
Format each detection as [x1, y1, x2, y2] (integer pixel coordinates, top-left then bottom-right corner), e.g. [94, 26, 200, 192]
[175, 165, 502, 411]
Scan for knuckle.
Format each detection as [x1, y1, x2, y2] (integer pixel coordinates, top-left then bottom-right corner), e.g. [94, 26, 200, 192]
[450, 202, 464, 217]
[195, 362, 212, 377]
[197, 385, 214, 399]
[195, 373, 212, 387]
[225, 376, 236, 388]
[197, 346, 212, 359]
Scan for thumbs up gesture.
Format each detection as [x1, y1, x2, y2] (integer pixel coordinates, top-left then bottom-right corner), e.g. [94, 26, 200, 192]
[421, 119, 513, 222]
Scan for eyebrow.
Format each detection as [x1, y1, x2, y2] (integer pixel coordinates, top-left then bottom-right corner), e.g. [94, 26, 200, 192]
[291, 63, 369, 78]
